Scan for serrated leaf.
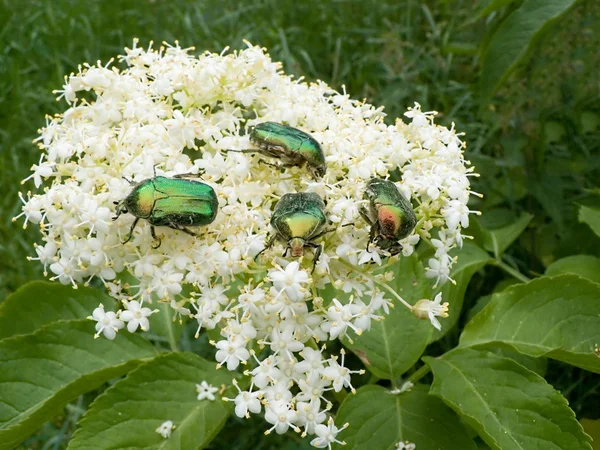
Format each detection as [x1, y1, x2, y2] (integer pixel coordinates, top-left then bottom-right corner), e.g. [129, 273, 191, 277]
[68, 352, 234, 450]
[580, 419, 600, 448]
[546, 255, 600, 284]
[483, 213, 532, 257]
[343, 255, 433, 380]
[333, 384, 477, 450]
[460, 275, 600, 373]
[0, 320, 157, 449]
[432, 241, 491, 340]
[0, 281, 112, 339]
[480, 0, 577, 98]
[425, 348, 592, 450]
[579, 204, 600, 238]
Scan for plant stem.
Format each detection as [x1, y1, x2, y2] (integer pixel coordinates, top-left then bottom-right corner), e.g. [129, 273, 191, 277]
[491, 259, 531, 283]
[406, 364, 431, 384]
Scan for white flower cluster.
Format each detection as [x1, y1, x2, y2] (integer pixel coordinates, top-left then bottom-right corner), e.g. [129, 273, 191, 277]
[18, 40, 476, 446]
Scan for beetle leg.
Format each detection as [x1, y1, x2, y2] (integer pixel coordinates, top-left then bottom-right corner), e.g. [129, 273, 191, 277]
[122, 217, 139, 244]
[254, 234, 277, 262]
[150, 226, 162, 249]
[172, 170, 205, 179]
[304, 242, 322, 273]
[367, 226, 378, 252]
[258, 159, 281, 169]
[170, 224, 198, 237]
[308, 227, 337, 241]
[223, 149, 257, 154]
[359, 206, 373, 225]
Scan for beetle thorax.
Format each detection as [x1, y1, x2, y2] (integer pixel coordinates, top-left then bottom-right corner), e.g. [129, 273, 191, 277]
[289, 237, 305, 257]
[128, 183, 156, 218]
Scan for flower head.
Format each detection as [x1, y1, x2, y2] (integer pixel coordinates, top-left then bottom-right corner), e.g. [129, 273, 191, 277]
[411, 293, 449, 330]
[19, 40, 476, 446]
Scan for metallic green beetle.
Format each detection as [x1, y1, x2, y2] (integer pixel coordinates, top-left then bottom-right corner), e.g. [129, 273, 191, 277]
[360, 178, 417, 255]
[228, 122, 326, 179]
[114, 175, 218, 248]
[256, 192, 329, 269]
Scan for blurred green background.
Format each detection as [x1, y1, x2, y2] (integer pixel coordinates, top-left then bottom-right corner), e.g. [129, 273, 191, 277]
[1, 0, 599, 448]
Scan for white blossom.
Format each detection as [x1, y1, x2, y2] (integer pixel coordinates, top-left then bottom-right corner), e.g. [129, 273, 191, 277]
[196, 380, 219, 401]
[155, 420, 175, 439]
[412, 293, 449, 330]
[88, 303, 124, 340]
[120, 300, 157, 333]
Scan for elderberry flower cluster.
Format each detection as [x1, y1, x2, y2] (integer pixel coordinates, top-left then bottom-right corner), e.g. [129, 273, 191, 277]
[18, 41, 477, 446]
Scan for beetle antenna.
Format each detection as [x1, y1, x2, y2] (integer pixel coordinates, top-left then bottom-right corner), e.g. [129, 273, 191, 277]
[122, 177, 132, 184]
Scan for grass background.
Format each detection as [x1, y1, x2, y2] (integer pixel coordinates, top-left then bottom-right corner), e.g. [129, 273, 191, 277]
[1, 0, 599, 448]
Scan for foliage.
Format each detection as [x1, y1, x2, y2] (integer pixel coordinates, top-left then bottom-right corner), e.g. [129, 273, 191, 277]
[0, 0, 598, 449]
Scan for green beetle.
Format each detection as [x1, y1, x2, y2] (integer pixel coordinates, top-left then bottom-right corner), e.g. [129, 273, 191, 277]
[228, 122, 326, 179]
[256, 192, 329, 269]
[114, 174, 218, 248]
[360, 178, 417, 255]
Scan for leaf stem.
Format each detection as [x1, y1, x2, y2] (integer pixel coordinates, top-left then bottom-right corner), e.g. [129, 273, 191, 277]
[406, 364, 431, 384]
[491, 259, 531, 283]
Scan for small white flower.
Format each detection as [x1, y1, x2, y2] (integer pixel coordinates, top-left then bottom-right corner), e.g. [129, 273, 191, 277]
[155, 420, 175, 439]
[196, 380, 219, 401]
[268, 262, 310, 302]
[411, 293, 449, 330]
[88, 304, 124, 340]
[322, 350, 364, 393]
[264, 400, 299, 435]
[223, 380, 262, 418]
[310, 417, 348, 449]
[396, 441, 416, 450]
[215, 337, 250, 370]
[120, 300, 157, 333]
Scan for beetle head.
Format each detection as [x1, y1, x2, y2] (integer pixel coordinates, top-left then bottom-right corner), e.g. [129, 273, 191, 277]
[375, 236, 402, 256]
[309, 164, 326, 180]
[289, 237, 306, 257]
[113, 200, 127, 219]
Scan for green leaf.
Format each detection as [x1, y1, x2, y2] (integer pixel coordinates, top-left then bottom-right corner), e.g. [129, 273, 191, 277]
[479, 0, 577, 98]
[546, 255, 600, 284]
[333, 384, 477, 450]
[0, 320, 157, 449]
[68, 352, 234, 450]
[460, 275, 600, 373]
[432, 241, 491, 340]
[343, 255, 433, 380]
[494, 348, 547, 377]
[579, 204, 600, 238]
[0, 281, 112, 340]
[480, 213, 533, 258]
[425, 348, 592, 450]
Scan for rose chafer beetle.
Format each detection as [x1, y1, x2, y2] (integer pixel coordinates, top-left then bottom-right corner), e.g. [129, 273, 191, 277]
[228, 121, 326, 179]
[360, 177, 417, 255]
[256, 192, 329, 269]
[114, 174, 218, 248]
